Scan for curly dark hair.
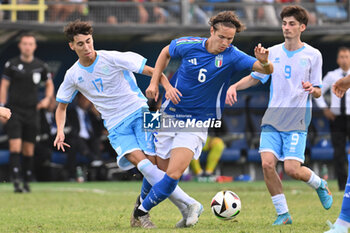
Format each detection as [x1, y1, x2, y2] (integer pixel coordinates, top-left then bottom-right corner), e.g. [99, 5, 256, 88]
[209, 11, 246, 33]
[280, 5, 308, 26]
[64, 20, 93, 42]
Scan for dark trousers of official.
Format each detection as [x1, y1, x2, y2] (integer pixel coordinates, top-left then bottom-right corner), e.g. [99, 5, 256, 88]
[330, 115, 350, 190]
[66, 137, 101, 180]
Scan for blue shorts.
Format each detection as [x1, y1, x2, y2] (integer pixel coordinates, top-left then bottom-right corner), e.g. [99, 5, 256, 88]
[259, 125, 307, 163]
[108, 108, 155, 170]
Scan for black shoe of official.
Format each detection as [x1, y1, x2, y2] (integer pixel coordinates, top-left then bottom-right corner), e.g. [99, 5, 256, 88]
[23, 182, 31, 193]
[14, 180, 23, 193]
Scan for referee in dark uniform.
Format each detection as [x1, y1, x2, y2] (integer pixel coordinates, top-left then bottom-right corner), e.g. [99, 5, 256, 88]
[315, 47, 350, 191]
[0, 33, 54, 193]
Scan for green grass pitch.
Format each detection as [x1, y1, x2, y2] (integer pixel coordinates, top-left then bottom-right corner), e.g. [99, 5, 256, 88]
[0, 180, 343, 232]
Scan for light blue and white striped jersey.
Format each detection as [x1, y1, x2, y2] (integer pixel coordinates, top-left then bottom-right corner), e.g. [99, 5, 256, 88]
[251, 43, 323, 131]
[56, 50, 148, 130]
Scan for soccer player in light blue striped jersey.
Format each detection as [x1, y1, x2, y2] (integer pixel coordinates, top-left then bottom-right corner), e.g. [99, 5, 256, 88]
[54, 20, 202, 229]
[133, 11, 273, 227]
[228, 5, 333, 226]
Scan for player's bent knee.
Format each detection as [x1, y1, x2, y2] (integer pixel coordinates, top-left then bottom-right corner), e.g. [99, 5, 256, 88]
[261, 161, 275, 172]
[125, 150, 147, 166]
[166, 170, 182, 180]
[211, 137, 225, 149]
[284, 166, 299, 179]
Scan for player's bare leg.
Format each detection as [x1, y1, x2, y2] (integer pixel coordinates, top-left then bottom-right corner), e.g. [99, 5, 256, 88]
[166, 148, 203, 227]
[261, 152, 281, 196]
[284, 160, 332, 210]
[261, 152, 291, 225]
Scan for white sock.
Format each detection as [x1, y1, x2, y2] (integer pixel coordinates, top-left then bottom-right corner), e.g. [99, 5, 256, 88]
[139, 195, 144, 203]
[138, 204, 148, 213]
[307, 170, 321, 189]
[169, 196, 188, 218]
[336, 218, 350, 228]
[271, 194, 288, 215]
[137, 159, 196, 207]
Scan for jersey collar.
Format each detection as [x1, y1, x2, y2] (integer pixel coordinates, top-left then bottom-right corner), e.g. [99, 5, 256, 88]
[282, 43, 305, 58]
[78, 53, 100, 73]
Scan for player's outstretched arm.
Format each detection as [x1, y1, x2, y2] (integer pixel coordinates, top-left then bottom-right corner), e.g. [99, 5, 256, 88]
[226, 75, 260, 106]
[0, 107, 11, 120]
[144, 65, 182, 104]
[332, 75, 350, 98]
[252, 43, 273, 74]
[54, 102, 70, 152]
[150, 45, 171, 86]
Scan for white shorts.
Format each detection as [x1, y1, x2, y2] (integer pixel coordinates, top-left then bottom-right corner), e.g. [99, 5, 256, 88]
[154, 131, 207, 160]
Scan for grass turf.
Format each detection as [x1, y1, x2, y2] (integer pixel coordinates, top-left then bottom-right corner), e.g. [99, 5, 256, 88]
[0, 180, 343, 232]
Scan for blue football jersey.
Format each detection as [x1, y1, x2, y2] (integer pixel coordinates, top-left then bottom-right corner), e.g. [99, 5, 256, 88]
[163, 37, 257, 120]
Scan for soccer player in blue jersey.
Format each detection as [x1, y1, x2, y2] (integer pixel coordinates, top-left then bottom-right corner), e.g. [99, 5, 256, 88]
[54, 20, 202, 229]
[227, 5, 333, 226]
[132, 11, 273, 227]
[324, 76, 350, 233]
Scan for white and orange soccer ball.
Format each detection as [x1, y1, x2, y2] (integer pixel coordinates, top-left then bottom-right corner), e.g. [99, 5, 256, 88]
[211, 190, 241, 220]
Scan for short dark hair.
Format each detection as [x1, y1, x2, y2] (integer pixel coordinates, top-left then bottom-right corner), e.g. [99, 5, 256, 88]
[64, 20, 93, 42]
[280, 5, 308, 26]
[209, 11, 246, 33]
[338, 46, 350, 54]
[18, 33, 36, 43]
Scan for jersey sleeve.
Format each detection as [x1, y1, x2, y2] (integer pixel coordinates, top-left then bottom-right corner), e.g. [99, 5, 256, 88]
[232, 47, 257, 71]
[168, 37, 191, 59]
[111, 51, 147, 74]
[251, 72, 270, 84]
[310, 50, 323, 88]
[2, 60, 12, 80]
[56, 72, 78, 104]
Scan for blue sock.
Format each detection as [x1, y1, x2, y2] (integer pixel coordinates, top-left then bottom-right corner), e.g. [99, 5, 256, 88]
[140, 178, 152, 201]
[339, 154, 350, 223]
[141, 174, 179, 211]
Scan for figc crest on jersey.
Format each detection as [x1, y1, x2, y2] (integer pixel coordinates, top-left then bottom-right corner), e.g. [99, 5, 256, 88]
[215, 55, 223, 68]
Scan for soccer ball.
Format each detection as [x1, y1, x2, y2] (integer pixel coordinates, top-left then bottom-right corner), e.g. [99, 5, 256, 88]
[211, 190, 241, 220]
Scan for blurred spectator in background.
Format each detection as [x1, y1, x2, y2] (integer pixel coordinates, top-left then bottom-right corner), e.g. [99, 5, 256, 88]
[168, 0, 208, 24]
[190, 136, 225, 178]
[315, 47, 350, 191]
[48, 0, 88, 22]
[190, 121, 228, 179]
[243, 0, 255, 26]
[256, 0, 279, 26]
[0, 33, 54, 193]
[146, 0, 168, 24]
[90, 0, 148, 24]
[65, 93, 103, 181]
[134, 0, 149, 23]
[315, 0, 347, 24]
